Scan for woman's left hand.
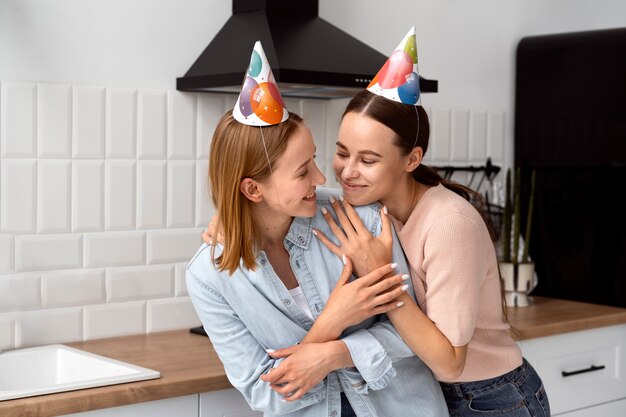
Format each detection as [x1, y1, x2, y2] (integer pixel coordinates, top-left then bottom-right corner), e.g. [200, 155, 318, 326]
[314, 197, 393, 277]
[260, 341, 348, 401]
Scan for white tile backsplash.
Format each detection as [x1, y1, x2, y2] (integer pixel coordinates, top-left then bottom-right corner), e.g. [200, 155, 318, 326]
[106, 88, 137, 159]
[488, 110, 505, 162]
[72, 86, 105, 158]
[137, 160, 166, 229]
[42, 269, 105, 308]
[146, 297, 200, 333]
[16, 307, 83, 348]
[84, 301, 146, 340]
[0, 234, 14, 272]
[38, 159, 71, 233]
[147, 228, 202, 264]
[175, 263, 188, 297]
[195, 160, 213, 228]
[451, 109, 470, 162]
[84, 231, 145, 268]
[15, 234, 82, 271]
[470, 111, 488, 162]
[137, 90, 167, 159]
[0, 78, 504, 346]
[72, 160, 104, 232]
[0, 273, 41, 312]
[106, 264, 174, 302]
[196, 94, 223, 159]
[37, 83, 72, 158]
[166, 161, 195, 227]
[167, 91, 196, 159]
[0, 159, 37, 233]
[431, 109, 451, 163]
[105, 160, 136, 230]
[0, 315, 15, 350]
[0, 81, 37, 158]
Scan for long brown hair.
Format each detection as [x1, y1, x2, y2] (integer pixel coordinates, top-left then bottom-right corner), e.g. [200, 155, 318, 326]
[208, 111, 304, 274]
[343, 90, 511, 321]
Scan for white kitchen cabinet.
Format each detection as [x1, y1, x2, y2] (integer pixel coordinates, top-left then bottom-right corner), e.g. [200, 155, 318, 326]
[62, 394, 198, 417]
[555, 397, 626, 417]
[199, 389, 262, 417]
[518, 323, 626, 416]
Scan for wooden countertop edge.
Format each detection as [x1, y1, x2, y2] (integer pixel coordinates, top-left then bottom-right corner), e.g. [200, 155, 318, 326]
[0, 374, 233, 417]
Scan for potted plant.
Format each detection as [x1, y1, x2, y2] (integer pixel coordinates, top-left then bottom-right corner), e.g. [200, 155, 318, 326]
[499, 167, 537, 307]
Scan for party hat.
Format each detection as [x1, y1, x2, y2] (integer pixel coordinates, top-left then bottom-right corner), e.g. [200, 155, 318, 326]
[367, 27, 421, 105]
[233, 41, 289, 126]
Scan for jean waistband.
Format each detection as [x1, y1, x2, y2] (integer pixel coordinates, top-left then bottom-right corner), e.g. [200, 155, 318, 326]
[439, 358, 530, 398]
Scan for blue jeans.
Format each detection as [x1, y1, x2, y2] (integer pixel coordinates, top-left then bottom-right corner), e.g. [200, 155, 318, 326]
[439, 358, 550, 417]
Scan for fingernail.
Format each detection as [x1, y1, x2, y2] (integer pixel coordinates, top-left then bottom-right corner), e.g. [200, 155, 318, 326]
[390, 262, 397, 269]
[312, 229, 318, 236]
[265, 348, 275, 353]
[401, 284, 409, 291]
[401, 274, 410, 280]
[383, 205, 388, 215]
[339, 195, 344, 202]
[329, 196, 335, 203]
[397, 301, 405, 307]
[321, 207, 328, 214]
[342, 255, 347, 265]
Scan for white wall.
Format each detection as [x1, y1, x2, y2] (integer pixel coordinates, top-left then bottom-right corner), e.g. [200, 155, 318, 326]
[0, 0, 624, 349]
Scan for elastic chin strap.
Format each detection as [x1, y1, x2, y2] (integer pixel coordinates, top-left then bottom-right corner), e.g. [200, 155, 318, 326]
[412, 105, 420, 151]
[259, 127, 285, 215]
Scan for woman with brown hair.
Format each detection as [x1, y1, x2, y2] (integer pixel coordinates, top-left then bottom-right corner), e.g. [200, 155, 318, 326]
[265, 28, 551, 416]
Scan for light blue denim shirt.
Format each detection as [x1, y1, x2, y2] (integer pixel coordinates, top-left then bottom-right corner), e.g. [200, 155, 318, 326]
[187, 188, 448, 417]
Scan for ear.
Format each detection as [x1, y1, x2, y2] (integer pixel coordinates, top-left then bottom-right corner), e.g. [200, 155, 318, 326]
[240, 178, 263, 203]
[406, 146, 424, 173]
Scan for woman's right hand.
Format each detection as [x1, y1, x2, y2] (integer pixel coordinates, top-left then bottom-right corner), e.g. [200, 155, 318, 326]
[202, 215, 222, 245]
[307, 257, 409, 341]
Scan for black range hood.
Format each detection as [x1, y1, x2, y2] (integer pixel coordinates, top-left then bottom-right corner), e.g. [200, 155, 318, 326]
[177, 0, 438, 99]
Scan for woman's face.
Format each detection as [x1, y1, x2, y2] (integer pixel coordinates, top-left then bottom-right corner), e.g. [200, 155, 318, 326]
[258, 125, 326, 218]
[333, 112, 412, 206]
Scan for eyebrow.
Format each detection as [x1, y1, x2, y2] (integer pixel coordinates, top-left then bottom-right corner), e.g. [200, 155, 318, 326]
[294, 147, 317, 171]
[335, 141, 383, 158]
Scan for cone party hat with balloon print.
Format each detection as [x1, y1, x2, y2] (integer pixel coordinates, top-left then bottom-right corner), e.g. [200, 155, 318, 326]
[233, 41, 289, 126]
[367, 27, 421, 105]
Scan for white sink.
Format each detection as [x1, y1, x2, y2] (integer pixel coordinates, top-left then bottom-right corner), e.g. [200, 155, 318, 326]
[0, 344, 160, 401]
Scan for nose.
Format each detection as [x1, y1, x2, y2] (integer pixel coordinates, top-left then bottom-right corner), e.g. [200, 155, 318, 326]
[312, 162, 326, 186]
[341, 158, 360, 180]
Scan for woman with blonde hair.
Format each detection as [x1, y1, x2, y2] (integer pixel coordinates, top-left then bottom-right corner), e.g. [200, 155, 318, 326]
[187, 41, 448, 417]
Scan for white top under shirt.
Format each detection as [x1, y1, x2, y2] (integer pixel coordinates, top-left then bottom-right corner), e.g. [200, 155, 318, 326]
[288, 286, 314, 320]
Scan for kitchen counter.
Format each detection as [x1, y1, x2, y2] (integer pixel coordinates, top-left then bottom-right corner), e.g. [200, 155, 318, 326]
[2, 296, 626, 417]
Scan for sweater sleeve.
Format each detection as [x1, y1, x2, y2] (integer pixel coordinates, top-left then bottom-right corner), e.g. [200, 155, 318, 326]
[422, 213, 489, 346]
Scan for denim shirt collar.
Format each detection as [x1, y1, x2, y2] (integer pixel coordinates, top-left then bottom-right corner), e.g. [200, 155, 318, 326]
[284, 215, 314, 250]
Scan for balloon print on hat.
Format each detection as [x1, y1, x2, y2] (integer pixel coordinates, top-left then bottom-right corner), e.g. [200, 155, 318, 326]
[367, 27, 421, 105]
[233, 41, 289, 126]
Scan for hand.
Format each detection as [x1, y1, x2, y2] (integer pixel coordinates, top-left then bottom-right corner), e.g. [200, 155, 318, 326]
[311, 258, 409, 339]
[260, 341, 347, 401]
[314, 196, 392, 277]
[201, 215, 223, 245]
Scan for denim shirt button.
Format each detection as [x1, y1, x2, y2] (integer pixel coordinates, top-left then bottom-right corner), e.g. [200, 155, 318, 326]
[330, 411, 337, 417]
[284, 299, 291, 306]
[298, 236, 305, 244]
[260, 259, 266, 266]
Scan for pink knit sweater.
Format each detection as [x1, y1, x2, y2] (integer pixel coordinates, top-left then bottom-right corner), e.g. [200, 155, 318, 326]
[394, 184, 522, 383]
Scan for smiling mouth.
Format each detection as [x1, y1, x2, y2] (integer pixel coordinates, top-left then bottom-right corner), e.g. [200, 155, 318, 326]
[341, 181, 365, 192]
[304, 191, 316, 200]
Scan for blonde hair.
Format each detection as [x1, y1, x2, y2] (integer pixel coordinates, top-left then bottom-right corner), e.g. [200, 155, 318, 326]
[208, 111, 304, 274]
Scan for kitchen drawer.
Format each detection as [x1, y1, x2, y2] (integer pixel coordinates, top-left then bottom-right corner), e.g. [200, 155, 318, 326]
[555, 397, 626, 417]
[518, 324, 626, 416]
